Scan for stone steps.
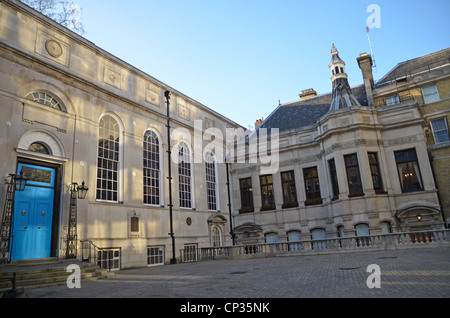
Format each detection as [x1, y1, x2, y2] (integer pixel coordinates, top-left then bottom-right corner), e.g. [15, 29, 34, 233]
[0, 257, 112, 295]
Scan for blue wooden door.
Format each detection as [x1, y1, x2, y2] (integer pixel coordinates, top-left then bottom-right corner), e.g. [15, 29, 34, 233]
[11, 164, 55, 260]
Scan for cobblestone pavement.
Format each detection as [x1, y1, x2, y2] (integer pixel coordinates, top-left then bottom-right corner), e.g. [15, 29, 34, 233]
[26, 248, 450, 299]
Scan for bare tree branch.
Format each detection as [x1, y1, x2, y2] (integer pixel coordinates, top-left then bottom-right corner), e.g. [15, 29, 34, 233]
[21, 0, 85, 35]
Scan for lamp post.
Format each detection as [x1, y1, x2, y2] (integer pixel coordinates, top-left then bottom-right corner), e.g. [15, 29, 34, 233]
[165, 90, 176, 264]
[226, 162, 236, 245]
[0, 171, 28, 264]
[66, 181, 88, 259]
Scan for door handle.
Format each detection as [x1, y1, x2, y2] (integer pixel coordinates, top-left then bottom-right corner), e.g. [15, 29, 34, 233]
[41, 211, 46, 217]
[21, 210, 26, 216]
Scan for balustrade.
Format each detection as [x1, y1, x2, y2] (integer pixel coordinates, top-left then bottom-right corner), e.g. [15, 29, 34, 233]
[193, 229, 449, 263]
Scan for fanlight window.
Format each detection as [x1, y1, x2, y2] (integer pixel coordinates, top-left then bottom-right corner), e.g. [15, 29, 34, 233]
[28, 142, 51, 155]
[27, 92, 63, 110]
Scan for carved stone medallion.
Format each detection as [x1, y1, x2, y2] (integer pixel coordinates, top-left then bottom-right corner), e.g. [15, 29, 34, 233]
[45, 39, 63, 58]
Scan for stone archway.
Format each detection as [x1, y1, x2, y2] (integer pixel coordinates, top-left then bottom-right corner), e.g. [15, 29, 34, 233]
[396, 206, 444, 231]
[233, 223, 263, 245]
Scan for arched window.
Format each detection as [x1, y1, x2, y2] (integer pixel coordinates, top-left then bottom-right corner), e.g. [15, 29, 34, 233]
[143, 130, 161, 206]
[335, 66, 340, 74]
[212, 226, 222, 247]
[380, 221, 392, 234]
[205, 152, 218, 211]
[311, 228, 326, 250]
[96, 115, 121, 202]
[178, 141, 193, 208]
[28, 142, 51, 155]
[287, 230, 302, 251]
[355, 223, 370, 247]
[265, 233, 278, 243]
[27, 91, 63, 111]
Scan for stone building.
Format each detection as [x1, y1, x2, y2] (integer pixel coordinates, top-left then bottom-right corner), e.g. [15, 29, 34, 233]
[0, 0, 448, 270]
[230, 45, 447, 245]
[0, 0, 241, 269]
[365, 47, 450, 227]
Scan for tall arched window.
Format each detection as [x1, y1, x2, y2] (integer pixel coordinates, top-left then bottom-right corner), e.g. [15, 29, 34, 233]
[205, 152, 218, 211]
[178, 141, 193, 208]
[96, 115, 121, 202]
[212, 226, 222, 247]
[143, 130, 161, 206]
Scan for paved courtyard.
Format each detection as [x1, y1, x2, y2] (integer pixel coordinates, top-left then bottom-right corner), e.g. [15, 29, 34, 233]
[26, 247, 450, 299]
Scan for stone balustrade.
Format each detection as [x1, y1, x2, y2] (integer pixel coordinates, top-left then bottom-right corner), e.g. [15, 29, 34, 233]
[192, 229, 450, 262]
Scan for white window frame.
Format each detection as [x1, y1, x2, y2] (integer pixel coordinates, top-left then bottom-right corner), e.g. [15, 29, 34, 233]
[147, 246, 165, 267]
[183, 244, 197, 263]
[211, 226, 223, 247]
[422, 84, 440, 104]
[97, 248, 121, 272]
[430, 117, 450, 144]
[143, 130, 163, 206]
[96, 113, 124, 203]
[386, 95, 400, 106]
[178, 141, 195, 209]
[205, 152, 219, 211]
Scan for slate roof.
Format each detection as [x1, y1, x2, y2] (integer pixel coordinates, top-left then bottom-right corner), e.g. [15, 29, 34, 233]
[376, 47, 450, 86]
[258, 84, 368, 132]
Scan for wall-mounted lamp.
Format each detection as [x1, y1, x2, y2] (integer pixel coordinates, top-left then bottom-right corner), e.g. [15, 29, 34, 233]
[69, 181, 89, 200]
[417, 214, 423, 222]
[12, 171, 27, 192]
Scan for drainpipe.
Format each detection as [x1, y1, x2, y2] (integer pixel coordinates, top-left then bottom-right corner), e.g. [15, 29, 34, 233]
[165, 91, 177, 263]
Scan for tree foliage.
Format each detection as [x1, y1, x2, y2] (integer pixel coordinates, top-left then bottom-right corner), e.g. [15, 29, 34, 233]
[20, 0, 85, 35]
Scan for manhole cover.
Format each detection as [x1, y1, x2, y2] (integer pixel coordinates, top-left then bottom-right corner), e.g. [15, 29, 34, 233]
[339, 266, 361, 271]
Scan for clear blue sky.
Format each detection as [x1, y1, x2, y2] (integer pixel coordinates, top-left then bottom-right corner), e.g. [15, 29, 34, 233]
[75, 0, 450, 128]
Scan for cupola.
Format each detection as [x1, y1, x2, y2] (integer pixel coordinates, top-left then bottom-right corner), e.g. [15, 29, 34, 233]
[329, 44, 361, 111]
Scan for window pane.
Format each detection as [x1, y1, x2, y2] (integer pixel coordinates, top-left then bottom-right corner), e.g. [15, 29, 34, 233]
[431, 118, 450, 143]
[260, 175, 275, 209]
[344, 154, 363, 195]
[423, 85, 439, 103]
[178, 142, 192, 208]
[239, 178, 254, 212]
[143, 130, 160, 205]
[303, 167, 321, 204]
[205, 152, 217, 211]
[395, 149, 423, 192]
[96, 116, 120, 202]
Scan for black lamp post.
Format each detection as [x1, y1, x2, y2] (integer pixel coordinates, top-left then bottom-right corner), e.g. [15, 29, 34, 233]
[165, 90, 177, 264]
[66, 181, 88, 259]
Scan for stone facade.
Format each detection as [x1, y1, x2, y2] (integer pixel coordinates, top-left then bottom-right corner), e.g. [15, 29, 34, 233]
[0, 1, 448, 269]
[230, 47, 446, 245]
[370, 48, 450, 226]
[0, 0, 240, 268]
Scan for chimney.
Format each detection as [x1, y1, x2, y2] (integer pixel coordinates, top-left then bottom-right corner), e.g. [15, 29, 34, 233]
[357, 53, 374, 106]
[255, 118, 264, 129]
[299, 88, 318, 100]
